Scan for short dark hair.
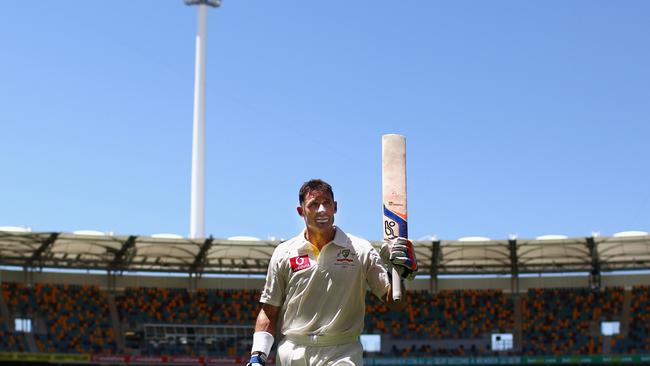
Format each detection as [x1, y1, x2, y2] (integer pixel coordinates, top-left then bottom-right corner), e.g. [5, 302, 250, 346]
[299, 179, 334, 205]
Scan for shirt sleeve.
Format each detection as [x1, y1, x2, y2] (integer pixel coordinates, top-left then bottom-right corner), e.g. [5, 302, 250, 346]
[365, 245, 391, 300]
[259, 246, 286, 307]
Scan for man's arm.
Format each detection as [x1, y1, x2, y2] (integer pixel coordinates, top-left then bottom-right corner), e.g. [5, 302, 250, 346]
[246, 303, 280, 366]
[255, 303, 279, 334]
[379, 237, 417, 310]
[384, 281, 406, 310]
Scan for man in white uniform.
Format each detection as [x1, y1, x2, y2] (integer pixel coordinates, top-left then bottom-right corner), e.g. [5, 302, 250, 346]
[246, 179, 417, 366]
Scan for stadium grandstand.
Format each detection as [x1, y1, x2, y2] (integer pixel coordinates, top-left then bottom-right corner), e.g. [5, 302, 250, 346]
[1, 228, 650, 365]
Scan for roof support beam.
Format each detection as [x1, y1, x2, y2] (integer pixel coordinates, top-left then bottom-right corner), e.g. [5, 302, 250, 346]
[26, 232, 59, 268]
[190, 236, 214, 276]
[110, 235, 137, 272]
[586, 236, 601, 290]
[430, 240, 441, 293]
[509, 238, 519, 294]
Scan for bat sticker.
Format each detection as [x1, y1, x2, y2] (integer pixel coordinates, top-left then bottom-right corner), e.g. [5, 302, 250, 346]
[383, 205, 408, 239]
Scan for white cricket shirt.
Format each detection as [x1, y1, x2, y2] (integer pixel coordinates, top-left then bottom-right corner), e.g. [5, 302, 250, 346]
[260, 226, 390, 340]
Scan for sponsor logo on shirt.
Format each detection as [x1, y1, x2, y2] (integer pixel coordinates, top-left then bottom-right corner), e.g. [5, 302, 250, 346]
[336, 249, 354, 263]
[290, 255, 311, 272]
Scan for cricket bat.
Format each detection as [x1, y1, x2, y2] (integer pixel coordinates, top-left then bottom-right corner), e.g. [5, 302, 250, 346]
[382, 134, 408, 301]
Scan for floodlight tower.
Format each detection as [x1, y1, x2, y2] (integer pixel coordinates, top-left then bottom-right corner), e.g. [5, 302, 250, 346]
[186, 0, 220, 239]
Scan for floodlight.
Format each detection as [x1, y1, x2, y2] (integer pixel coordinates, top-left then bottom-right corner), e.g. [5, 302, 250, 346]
[185, 0, 221, 7]
[185, 0, 220, 239]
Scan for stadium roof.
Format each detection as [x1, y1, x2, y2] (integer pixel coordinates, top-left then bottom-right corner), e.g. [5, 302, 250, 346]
[0, 230, 649, 276]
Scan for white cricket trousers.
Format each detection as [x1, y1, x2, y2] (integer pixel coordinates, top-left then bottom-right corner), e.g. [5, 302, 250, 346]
[276, 338, 363, 366]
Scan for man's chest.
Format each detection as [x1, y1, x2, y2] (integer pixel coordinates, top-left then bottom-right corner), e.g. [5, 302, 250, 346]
[286, 245, 363, 286]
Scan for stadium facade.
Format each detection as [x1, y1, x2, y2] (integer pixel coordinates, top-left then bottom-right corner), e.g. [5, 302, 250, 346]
[1, 229, 649, 365]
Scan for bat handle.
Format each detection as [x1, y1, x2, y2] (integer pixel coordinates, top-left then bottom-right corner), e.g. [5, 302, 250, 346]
[391, 267, 401, 301]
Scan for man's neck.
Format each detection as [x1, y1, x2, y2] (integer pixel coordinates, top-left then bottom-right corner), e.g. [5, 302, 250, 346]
[305, 227, 336, 251]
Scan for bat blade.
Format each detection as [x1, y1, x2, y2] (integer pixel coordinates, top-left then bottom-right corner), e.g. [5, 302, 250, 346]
[382, 134, 408, 301]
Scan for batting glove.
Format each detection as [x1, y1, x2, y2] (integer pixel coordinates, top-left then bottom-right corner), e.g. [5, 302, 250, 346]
[380, 237, 418, 280]
[246, 353, 266, 366]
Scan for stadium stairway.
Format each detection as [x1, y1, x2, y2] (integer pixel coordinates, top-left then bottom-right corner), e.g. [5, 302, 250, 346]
[23, 329, 37, 352]
[0, 292, 12, 331]
[512, 293, 524, 353]
[601, 288, 632, 355]
[621, 289, 632, 336]
[107, 292, 126, 353]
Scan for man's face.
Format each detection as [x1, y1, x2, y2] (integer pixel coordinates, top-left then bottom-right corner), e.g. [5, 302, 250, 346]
[297, 189, 337, 234]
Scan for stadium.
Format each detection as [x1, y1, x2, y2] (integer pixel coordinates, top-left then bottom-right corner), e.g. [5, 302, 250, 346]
[1, 228, 649, 365]
[3, 0, 649, 365]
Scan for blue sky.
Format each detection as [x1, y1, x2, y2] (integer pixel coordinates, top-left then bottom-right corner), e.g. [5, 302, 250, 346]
[1, 1, 648, 241]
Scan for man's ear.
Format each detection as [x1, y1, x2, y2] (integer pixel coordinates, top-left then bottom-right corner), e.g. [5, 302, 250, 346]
[334, 201, 337, 214]
[297, 206, 304, 217]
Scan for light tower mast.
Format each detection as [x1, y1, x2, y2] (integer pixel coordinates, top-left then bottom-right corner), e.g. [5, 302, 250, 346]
[185, 0, 220, 239]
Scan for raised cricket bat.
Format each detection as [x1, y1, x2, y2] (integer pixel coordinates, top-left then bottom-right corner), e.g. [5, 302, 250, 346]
[382, 134, 408, 301]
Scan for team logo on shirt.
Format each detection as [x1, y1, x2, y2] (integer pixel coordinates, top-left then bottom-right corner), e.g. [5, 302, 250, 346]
[336, 249, 354, 263]
[290, 255, 311, 272]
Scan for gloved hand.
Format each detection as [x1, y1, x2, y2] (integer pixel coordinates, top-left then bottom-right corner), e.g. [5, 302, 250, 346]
[380, 237, 418, 280]
[246, 352, 266, 366]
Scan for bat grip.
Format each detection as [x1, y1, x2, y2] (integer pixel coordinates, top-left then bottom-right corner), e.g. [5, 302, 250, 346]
[391, 267, 401, 301]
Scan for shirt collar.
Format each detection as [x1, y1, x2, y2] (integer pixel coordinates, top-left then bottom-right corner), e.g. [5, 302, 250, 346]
[298, 226, 352, 250]
[331, 226, 353, 248]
